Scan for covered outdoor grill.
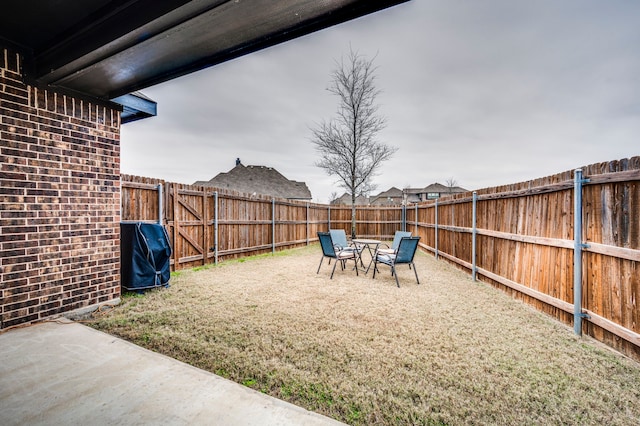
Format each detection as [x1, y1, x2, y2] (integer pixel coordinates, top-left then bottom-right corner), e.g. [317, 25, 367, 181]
[120, 222, 172, 291]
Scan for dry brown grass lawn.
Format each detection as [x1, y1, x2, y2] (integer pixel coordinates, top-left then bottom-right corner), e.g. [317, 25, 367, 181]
[89, 245, 640, 425]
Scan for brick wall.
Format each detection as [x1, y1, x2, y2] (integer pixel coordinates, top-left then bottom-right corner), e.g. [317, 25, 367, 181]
[1, 47, 121, 328]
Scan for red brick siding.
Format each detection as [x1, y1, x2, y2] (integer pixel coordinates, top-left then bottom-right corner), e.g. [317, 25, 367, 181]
[1, 47, 121, 328]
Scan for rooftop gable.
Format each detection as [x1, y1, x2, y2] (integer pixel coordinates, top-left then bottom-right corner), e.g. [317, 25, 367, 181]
[198, 163, 312, 200]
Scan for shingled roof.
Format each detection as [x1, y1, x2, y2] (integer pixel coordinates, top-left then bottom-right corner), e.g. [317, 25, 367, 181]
[331, 193, 370, 205]
[370, 187, 404, 205]
[422, 182, 467, 194]
[403, 182, 468, 203]
[195, 162, 312, 201]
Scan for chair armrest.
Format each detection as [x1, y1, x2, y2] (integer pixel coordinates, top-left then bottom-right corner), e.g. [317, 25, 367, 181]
[375, 253, 395, 265]
[376, 247, 395, 255]
[337, 250, 357, 259]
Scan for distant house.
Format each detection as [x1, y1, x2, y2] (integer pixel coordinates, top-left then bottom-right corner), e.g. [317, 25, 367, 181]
[194, 158, 312, 201]
[369, 187, 404, 206]
[403, 183, 468, 203]
[331, 193, 370, 206]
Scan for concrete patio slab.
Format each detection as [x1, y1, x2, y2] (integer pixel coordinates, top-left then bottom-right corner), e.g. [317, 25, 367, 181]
[0, 320, 344, 426]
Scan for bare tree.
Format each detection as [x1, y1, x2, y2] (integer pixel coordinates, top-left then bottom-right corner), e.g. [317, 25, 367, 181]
[311, 49, 397, 238]
[445, 177, 458, 194]
[329, 191, 338, 204]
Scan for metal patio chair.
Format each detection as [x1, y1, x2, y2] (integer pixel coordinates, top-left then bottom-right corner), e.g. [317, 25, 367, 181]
[372, 236, 420, 287]
[376, 230, 411, 256]
[329, 229, 364, 267]
[317, 232, 359, 279]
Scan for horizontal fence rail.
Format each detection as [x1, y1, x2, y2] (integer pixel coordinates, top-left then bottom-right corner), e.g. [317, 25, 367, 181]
[406, 157, 640, 362]
[121, 177, 336, 268]
[121, 156, 640, 362]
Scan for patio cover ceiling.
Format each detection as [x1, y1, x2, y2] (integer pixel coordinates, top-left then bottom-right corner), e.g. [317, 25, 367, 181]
[0, 0, 408, 122]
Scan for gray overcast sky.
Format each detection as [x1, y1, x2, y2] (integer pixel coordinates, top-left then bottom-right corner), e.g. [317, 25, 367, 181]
[121, 0, 640, 203]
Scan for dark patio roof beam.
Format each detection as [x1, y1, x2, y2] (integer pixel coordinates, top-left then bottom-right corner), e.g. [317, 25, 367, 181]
[1, 0, 409, 101]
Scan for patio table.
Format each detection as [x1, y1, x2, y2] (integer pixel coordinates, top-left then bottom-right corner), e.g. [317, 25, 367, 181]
[352, 238, 381, 273]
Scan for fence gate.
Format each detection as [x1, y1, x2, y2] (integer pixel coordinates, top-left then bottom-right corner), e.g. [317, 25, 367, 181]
[167, 183, 210, 269]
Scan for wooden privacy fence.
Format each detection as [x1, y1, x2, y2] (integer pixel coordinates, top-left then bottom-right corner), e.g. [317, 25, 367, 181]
[123, 176, 325, 267]
[405, 157, 640, 362]
[121, 156, 639, 362]
[121, 176, 404, 269]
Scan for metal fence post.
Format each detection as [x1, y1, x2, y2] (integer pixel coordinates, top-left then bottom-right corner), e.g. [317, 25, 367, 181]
[435, 199, 439, 259]
[574, 169, 590, 336]
[157, 183, 163, 224]
[402, 204, 406, 231]
[306, 203, 309, 245]
[472, 191, 477, 281]
[214, 191, 219, 265]
[272, 199, 276, 254]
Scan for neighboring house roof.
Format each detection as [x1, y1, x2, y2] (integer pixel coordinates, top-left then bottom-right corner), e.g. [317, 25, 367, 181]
[403, 187, 423, 195]
[370, 187, 404, 205]
[402, 182, 469, 203]
[375, 187, 404, 198]
[403, 187, 424, 202]
[421, 183, 467, 194]
[368, 183, 470, 205]
[195, 162, 312, 200]
[331, 193, 369, 205]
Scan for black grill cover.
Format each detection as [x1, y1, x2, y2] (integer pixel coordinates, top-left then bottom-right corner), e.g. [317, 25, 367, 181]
[121, 222, 172, 291]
